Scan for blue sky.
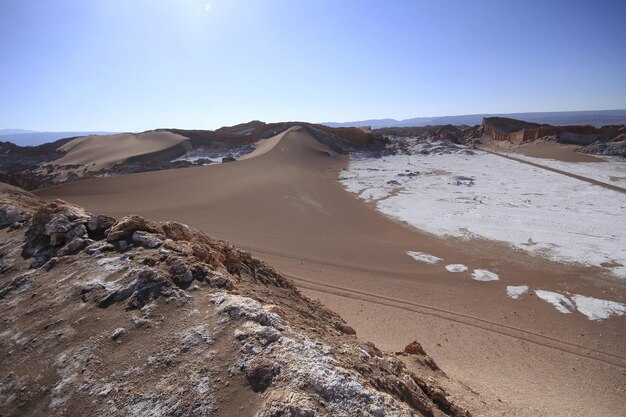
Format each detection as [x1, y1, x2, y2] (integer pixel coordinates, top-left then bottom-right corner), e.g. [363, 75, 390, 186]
[1, 0, 625, 131]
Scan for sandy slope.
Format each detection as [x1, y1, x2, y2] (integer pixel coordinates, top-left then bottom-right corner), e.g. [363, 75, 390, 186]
[36, 128, 626, 416]
[53, 131, 191, 171]
[236, 126, 297, 161]
[479, 137, 601, 162]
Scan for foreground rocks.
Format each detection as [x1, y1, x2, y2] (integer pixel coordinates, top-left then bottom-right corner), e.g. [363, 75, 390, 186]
[0, 183, 472, 417]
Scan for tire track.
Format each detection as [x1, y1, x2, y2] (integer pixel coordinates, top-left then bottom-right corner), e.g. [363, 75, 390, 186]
[289, 274, 626, 369]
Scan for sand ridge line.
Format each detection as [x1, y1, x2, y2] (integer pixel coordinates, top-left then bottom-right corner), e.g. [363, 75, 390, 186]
[289, 274, 626, 368]
[236, 126, 301, 161]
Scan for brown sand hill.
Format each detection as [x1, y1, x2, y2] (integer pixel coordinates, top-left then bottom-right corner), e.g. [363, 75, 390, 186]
[54, 131, 191, 172]
[35, 128, 626, 416]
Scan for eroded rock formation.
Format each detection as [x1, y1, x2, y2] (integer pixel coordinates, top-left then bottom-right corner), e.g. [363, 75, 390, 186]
[481, 117, 623, 146]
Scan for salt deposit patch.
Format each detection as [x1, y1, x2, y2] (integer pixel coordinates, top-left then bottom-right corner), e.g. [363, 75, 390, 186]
[571, 294, 626, 321]
[471, 269, 499, 281]
[445, 264, 468, 273]
[341, 140, 626, 278]
[506, 285, 529, 299]
[511, 154, 626, 189]
[406, 251, 442, 265]
[535, 290, 574, 314]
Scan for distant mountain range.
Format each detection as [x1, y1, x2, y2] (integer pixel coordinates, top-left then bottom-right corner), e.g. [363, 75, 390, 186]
[5, 109, 626, 146]
[323, 110, 626, 129]
[0, 130, 117, 146]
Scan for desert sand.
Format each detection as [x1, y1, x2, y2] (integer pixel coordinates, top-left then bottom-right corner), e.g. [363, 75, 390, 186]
[480, 137, 601, 162]
[53, 130, 191, 171]
[36, 128, 626, 416]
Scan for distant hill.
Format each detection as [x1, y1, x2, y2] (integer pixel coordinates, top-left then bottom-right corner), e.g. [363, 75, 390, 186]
[0, 131, 118, 146]
[324, 109, 626, 129]
[0, 129, 37, 135]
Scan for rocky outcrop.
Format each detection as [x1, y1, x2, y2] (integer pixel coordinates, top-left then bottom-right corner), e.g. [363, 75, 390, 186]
[580, 137, 626, 157]
[0, 183, 472, 417]
[377, 118, 626, 157]
[375, 125, 481, 146]
[481, 117, 624, 147]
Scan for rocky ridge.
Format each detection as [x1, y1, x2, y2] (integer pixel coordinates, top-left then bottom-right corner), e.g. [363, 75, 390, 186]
[374, 118, 626, 157]
[0, 183, 471, 417]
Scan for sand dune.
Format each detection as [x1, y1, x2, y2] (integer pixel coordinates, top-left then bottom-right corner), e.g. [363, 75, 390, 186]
[237, 126, 299, 161]
[36, 128, 626, 416]
[53, 130, 191, 171]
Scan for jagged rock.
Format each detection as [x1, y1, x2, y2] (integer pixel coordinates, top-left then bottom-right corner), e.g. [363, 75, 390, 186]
[87, 214, 116, 236]
[21, 200, 92, 265]
[404, 341, 427, 356]
[398, 341, 441, 372]
[206, 270, 233, 289]
[57, 237, 92, 257]
[165, 256, 193, 288]
[162, 221, 194, 241]
[106, 215, 161, 242]
[110, 327, 125, 340]
[84, 241, 115, 256]
[97, 267, 170, 310]
[131, 230, 164, 249]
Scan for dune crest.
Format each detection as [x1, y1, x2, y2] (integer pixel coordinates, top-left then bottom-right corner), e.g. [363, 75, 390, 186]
[55, 131, 191, 171]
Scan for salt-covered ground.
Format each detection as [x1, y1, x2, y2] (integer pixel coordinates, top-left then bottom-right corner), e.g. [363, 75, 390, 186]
[174, 144, 256, 164]
[340, 139, 626, 278]
[445, 264, 468, 273]
[472, 269, 499, 281]
[509, 153, 626, 189]
[506, 285, 529, 299]
[401, 244, 625, 321]
[533, 290, 626, 320]
[534, 290, 575, 314]
[406, 251, 442, 265]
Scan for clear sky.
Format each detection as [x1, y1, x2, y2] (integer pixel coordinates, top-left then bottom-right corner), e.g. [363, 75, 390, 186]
[1, 0, 625, 131]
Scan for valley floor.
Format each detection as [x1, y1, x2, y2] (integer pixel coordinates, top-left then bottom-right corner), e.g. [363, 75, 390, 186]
[35, 129, 626, 416]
